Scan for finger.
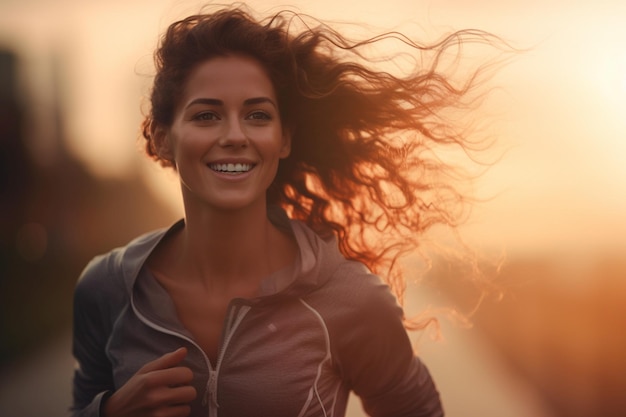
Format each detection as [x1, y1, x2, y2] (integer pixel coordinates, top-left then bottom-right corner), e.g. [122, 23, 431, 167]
[146, 384, 196, 408]
[160, 385, 197, 405]
[148, 366, 194, 388]
[138, 347, 188, 374]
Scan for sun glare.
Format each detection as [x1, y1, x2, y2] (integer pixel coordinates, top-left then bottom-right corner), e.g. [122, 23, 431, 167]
[597, 52, 626, 97]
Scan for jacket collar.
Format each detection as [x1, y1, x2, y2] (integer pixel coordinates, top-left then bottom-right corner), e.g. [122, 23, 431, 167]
[115, 207, 345, 298]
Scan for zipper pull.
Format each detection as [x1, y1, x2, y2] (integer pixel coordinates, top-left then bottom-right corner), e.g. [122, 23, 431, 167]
[206, 370, 220, 408]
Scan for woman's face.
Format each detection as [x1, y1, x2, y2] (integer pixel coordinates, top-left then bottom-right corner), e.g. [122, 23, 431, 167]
[162, 54, 291, 213]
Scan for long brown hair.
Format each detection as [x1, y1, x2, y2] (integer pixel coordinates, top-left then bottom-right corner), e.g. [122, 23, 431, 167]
[142, 5, 507, 327]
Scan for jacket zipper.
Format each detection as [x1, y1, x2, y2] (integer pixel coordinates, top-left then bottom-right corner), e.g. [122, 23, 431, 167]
[130, 295, 251, 417]
[208, 304, 251, 417]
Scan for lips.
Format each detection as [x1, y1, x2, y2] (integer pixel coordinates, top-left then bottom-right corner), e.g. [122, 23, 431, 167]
[208, 162, 255, 174]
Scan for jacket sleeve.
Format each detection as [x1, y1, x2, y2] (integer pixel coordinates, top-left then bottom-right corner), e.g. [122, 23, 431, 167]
[333, 273, 444, 417]
[70, 256, 118, 417]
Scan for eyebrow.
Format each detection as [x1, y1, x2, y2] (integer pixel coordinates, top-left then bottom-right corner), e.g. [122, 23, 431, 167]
[186, 97, 277, 108]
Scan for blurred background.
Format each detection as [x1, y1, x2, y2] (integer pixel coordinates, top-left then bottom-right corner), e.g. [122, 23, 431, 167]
[1, 0, 625, 416]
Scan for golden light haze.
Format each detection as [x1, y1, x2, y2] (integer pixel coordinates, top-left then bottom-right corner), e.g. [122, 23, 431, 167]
[1, 2, 625, 417]
[2, 0, 624, 256]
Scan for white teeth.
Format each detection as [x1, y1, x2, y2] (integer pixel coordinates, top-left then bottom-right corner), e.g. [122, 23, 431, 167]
[209, 163, 253, 173]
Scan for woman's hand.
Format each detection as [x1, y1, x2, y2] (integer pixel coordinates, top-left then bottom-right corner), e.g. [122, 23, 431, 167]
[102, 347, 197, 417]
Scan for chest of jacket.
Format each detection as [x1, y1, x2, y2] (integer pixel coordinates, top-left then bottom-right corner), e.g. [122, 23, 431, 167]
[108, 293, 350, 417]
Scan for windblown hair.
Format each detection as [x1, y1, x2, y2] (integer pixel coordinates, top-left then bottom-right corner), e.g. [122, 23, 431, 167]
[142, 5, 505, 327]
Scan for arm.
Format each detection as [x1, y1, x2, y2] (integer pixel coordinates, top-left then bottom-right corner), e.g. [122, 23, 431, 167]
[71, 259, 116, 417]
[334, 275, 443, 417]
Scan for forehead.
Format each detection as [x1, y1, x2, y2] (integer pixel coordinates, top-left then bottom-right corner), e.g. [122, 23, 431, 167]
[181, 54, 276, 102]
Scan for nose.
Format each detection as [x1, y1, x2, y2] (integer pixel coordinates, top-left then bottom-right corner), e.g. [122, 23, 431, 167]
[219, 118, 248, 148]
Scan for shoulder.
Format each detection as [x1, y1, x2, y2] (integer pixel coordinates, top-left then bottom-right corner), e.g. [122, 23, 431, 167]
[307, 260, 404, 334]
[74, 248, 125, 301]
[287, 216, 403, 320]
[74, 225, 173, 312]
[73, 247, 129, 332]
[327, 261, 399, 312]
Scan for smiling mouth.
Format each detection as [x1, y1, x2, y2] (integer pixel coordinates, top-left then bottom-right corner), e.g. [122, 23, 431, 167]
[208, 163, 255, 174]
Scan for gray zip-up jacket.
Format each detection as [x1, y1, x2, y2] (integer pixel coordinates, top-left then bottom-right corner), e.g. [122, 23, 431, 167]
[72, 210, 443, 417]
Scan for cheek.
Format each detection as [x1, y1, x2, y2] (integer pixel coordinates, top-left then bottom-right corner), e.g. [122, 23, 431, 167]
[172, 131, 212, 160]
[256, 128, 289, 155]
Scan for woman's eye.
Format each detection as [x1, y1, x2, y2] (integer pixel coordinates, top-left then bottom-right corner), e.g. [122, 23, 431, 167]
[193, 112, 219, 121]
[247, 111, 271, 121]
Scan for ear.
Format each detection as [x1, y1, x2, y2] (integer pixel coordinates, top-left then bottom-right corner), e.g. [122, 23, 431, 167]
[151, 122, 175, 163]
[279, 127, 292, 159]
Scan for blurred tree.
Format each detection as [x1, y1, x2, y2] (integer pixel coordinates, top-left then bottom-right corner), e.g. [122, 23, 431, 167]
[0, 48, 177, 366]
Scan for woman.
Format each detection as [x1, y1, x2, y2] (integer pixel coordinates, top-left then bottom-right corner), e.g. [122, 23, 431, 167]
[72, 6, 501, 417]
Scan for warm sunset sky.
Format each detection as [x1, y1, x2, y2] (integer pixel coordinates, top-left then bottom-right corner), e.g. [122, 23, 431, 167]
[1, 3, 623, 417]
[1, 0, 625, 256]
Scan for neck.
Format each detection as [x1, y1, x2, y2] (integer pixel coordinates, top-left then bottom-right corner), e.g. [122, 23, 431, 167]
[173, 201, 290, 288]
